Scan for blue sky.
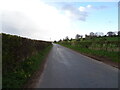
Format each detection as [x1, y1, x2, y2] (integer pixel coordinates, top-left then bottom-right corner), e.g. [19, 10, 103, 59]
[0, 0, 118, 41]
[50, 2, 118, 35]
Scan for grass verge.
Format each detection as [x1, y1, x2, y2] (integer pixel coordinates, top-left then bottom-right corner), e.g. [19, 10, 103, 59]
[3, 45, 52, 88]
[59, 44, 119, 63]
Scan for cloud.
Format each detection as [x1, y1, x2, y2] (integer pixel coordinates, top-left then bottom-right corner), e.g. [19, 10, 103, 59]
[1, 0, 77, 41]
[87, 5, 92, 8]
[0, 0, 113, 41]
[2, 12, 35, 36]
[62, 4, 88, 21]
[41, 0, 119, 2]
[61, 4, 109, 21]
[79, 4, 108, 11]
[79, 6, 86, 12]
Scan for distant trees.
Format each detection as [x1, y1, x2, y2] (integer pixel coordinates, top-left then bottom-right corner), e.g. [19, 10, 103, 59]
[66, 36, 69, 40]
[63, 36, 69, 41]
[57, 31, 119, 43]
[84, 32, 105, 40]
[80, 35, 83, 38]
[89, 32, 104, 37]
[89, 32, 95, 37]
[75, 34, 80, 39]
[54, 40, 57, 43]
[65, 36, 69, 41]
[95, 32, 104, 37]
[84, 32, 95, 39]
[75, 34, 83, 39]
[85, 34, 88, 38]
[58, 39, 62, 42]
[107, 31, 116, 36]
[75, 34, 83, 41]
[69, 38, 73, 41]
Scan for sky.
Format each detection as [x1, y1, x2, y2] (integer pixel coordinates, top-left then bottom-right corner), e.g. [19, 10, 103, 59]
[0, 0, 119, 41]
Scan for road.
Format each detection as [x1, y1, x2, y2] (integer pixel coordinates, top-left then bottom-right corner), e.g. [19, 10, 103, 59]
[35, 44, 118, 88]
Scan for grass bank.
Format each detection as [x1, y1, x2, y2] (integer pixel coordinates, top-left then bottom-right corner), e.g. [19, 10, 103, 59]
[3, 45, 52, 88]
[59, 44, 119, 63]
[57, 36, 119, 64]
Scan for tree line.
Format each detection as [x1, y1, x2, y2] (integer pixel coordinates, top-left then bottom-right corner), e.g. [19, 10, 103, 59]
[54, 31, 120, 42]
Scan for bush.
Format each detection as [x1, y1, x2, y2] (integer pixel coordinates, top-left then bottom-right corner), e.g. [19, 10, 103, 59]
[2, 33, 52, 88]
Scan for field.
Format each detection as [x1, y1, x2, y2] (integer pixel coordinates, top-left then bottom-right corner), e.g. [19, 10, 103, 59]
[2, 33, 52, 88]
[57, 36, 120, 63]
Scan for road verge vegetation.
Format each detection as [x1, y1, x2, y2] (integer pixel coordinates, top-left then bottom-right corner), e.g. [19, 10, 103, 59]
[2, 33, 52, 88]
[57, 36, 119, 68]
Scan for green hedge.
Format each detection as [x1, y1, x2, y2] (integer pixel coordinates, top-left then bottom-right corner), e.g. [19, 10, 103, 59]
[2, 33, 52, 88]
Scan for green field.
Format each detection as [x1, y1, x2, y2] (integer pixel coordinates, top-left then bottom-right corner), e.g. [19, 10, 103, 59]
[57, 36, 119, 63]
[60, 44, 119, 62]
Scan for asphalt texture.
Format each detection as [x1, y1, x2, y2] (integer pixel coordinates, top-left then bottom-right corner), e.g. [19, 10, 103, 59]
[36, 44, 118, 88]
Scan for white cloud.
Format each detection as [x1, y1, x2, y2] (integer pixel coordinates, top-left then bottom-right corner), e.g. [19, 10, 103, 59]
[78, 5, 93, 14]
[62, 4, 109, 22]
[79, 6, 86, 12]
[0, 0, 76, 41]
[62, 5, 88, 21]
[87, 5, 92, 8]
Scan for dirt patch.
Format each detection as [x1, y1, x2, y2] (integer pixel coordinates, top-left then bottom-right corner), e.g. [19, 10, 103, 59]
[23, 48, 52, 88]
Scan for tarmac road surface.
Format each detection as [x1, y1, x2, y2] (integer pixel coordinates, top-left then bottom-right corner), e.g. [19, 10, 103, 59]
[36, 44, 118, 88]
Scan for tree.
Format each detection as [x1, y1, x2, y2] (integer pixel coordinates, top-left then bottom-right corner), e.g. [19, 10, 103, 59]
[64, 36, 69, 41]
[95, 32, 104, 37]
[89, 32, 94, 37]
[80, 35, 83, 38]
[58, 39, 62, 42]
[75, 34, 80, 39]
[69, 38, 73, 41]
[54, 40, 57, 43]
[107, 31, 116, 36]
[85, 34, 88, 38]
[85, 34, 90, 39]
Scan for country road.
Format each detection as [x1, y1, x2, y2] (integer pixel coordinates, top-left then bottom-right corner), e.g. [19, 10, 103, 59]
[35, 44, 118, 88]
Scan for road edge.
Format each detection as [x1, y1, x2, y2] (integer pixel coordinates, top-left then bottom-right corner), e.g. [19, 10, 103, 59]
[59, 44, 119, 69]
[23, 45, 53, 88]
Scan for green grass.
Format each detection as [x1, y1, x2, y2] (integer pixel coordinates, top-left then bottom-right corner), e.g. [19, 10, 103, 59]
[80, 36, 119, 42]
[56, 36, 119, 63]
[104, 37, 119, 41]
[3, 45, 52, 88]
[60, 44, 119, 63]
